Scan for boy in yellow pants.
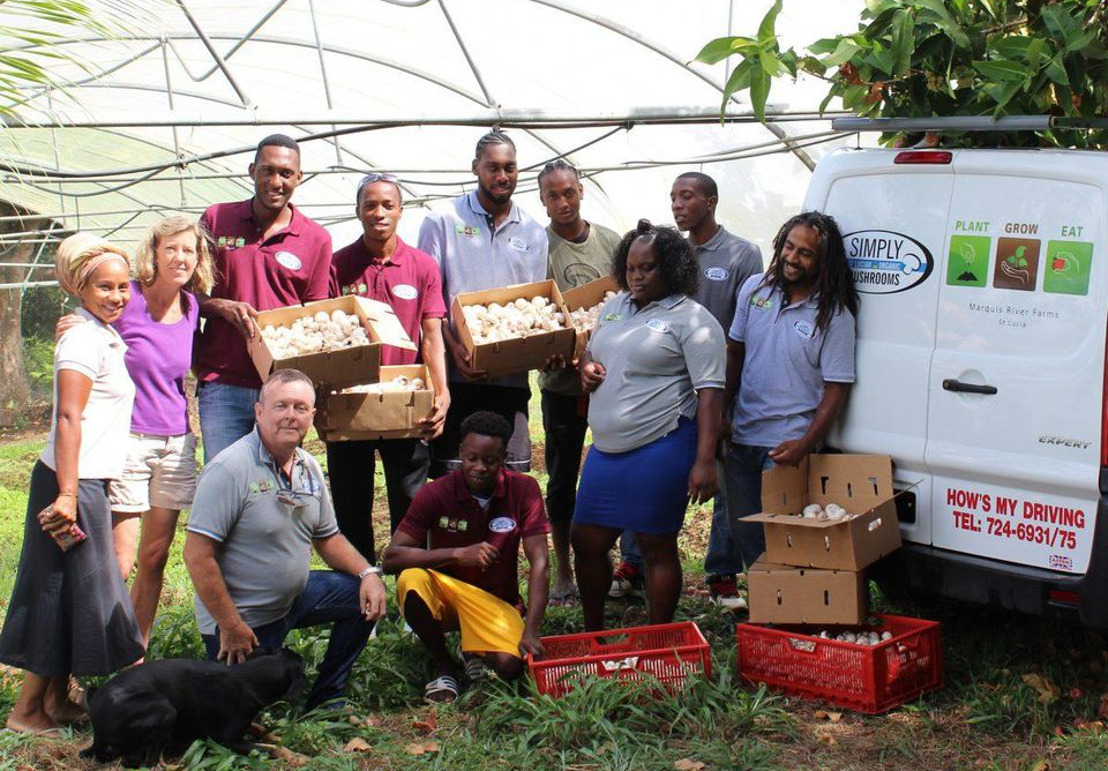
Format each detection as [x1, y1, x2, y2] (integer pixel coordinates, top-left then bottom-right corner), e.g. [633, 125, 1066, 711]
[382, 412, 550, 702]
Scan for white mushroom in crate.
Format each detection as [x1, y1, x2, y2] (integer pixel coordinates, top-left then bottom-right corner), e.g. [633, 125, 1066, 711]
[260, 309, 371, 359]
[343, 375, 429, 395]
[463, 296, 568, 344]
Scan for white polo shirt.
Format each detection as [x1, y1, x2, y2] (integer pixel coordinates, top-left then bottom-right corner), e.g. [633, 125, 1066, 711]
[42, 307, 136, 480]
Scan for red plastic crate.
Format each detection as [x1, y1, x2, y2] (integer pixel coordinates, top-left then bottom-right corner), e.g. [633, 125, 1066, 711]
[736, 613, 943, 713]
[528, 621, 711, 698]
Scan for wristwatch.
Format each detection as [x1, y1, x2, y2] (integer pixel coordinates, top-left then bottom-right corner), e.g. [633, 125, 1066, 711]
[358, 565, 382, 580]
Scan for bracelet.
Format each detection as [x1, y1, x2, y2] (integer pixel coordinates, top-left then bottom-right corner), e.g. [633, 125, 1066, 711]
[358, 565, 382, 580]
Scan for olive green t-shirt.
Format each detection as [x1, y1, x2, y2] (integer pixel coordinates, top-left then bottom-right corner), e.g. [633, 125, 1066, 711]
[540, 222, 622, 396]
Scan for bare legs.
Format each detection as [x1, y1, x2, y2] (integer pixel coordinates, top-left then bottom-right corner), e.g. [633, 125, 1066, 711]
[6, 672, 84, 734]
[636, 532, 682, 625]
[550, 518, 576, 600]
[112, 507, 180, 646]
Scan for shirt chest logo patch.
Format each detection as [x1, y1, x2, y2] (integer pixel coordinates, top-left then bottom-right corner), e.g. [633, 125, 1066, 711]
[646, 319, 669, 333]
[342, 282, 369, 296]
[218, 236, 246, 250]
[508, 237, 529, 252]
[393, 283, 418, 300]
[704, 267, 729, 281]
[750, 295, 773, 311]
[275, 251, 302, 270]
[793, 320, 816, 339]
[456, 225, 481, 238]
[489, 517, 516, 533]
[437, 516, 469, 532]
[603, 313, 623, 322]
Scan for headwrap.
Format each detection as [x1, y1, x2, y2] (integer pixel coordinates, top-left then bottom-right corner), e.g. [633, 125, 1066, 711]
[54, 232, 131, 296]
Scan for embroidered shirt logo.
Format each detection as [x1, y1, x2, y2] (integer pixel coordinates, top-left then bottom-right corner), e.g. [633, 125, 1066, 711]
[456, 225, 481, 238]
[489, 517, 516, 533]
[275, 251, 302, 270]
[393, 284, 418, 300]
[646, 319, 669, 333]
[793, 320, 816, 339]
[750, 295, 774, 311]
[704, 267, 729, 281]
[508, 237, 529, 252]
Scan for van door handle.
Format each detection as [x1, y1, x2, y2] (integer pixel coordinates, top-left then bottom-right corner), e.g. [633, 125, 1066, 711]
[942, 378, 997, 395]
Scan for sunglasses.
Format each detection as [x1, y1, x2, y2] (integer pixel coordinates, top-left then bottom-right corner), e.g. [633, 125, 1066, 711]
[360, 172, 399, 186]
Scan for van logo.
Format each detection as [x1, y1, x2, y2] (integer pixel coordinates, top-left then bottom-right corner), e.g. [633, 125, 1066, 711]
[844, 230, 933, 294]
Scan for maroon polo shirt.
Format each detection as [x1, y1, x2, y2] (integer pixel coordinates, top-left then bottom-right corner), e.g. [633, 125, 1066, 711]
[397, 469, 550, 607]
[195, 199, 333, 388]
[329, 236, 446, 365]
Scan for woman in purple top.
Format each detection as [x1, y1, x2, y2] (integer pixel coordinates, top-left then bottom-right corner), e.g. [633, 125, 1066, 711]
[63, 216, 213, 646]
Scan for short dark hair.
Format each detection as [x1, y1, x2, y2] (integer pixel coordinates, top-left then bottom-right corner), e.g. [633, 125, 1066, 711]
[475, 130, 515, 161]
[260, 368, 315, 404]
[762, 210, 859, 331]
[537, 159, 579, 190]
[255, 134, 300, 164]
[459, 411, 512, 448]
[611, 219, 699, 297]
[675, 171, 718, 199]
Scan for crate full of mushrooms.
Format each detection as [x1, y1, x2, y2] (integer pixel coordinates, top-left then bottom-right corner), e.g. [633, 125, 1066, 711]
[248, 296, 416, 390]
[561, 275, 621, 358]
[451, 279, 577, 379]
[317, 364, 435, 441]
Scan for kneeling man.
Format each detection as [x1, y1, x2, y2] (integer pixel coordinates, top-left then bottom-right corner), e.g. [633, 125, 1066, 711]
[184, 368, 386, 711]
[382, 411, 549, 702]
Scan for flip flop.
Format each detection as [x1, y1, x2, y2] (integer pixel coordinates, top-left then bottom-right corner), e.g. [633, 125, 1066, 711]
[424, 675, 459, 703]
[549, 586, 578, 607]
[3, 724, 62, 738]
[461, 653, 488, 682]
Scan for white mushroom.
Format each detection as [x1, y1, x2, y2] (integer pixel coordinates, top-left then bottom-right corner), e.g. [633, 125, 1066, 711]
[802, 504, 823, 519]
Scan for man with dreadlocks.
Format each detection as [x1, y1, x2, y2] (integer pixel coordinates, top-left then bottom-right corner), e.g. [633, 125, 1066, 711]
[720, 211, 859, 569]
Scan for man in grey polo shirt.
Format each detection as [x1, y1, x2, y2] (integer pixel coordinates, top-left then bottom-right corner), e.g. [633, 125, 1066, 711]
[184, 368, 387, 710]
[658, 171, 764, 607]
[722, 211, 859, 575]
[417, 130, 548, 477]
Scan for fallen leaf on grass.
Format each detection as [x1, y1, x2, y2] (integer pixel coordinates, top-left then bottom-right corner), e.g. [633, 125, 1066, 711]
[344, 738, 373, 753]
[813, 710, 828, 719]
[817, 733, 838, 747]
[674, 760, 706, 771]
[827, 712, 843, 723]
[1022, 673, 1061, 703]
[1030, 761, 1052, 771]
[405, 741, 441, 755]
[269, 746, 310, 768]
[412, 707, 438, 734]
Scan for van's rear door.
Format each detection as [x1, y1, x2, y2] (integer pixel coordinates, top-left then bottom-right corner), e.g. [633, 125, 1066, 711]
[805, 149, 953, 547]
[927, 150, 1108, 575]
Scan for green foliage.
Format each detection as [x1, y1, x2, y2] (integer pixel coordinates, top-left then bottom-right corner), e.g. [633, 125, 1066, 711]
[695, 0, 1108, 148]
[179, 737, 270, 770]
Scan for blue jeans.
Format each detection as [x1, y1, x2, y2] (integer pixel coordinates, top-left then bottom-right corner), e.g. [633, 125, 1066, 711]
[618, 532, 643, 570]
[722, 444, 775, 570]
[197, 381, 259, 462]
[703, 461, 742, 577]
[201, 571, 373, 710]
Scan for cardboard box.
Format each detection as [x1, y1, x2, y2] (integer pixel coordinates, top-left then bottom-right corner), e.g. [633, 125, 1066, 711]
[747, 557, 869, 625]
[561, 275, 620, 359]
[451, 279, 576, 379]
[249, 296, 415, 390]
[317, 364, 434, 441]
[742, 454, 902, 571]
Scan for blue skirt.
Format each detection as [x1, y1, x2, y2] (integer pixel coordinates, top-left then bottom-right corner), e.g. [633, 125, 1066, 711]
[573, 418, 698, 534]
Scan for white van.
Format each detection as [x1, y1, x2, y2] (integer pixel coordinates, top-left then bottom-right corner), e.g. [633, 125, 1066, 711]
[803, 136, 1108, 626]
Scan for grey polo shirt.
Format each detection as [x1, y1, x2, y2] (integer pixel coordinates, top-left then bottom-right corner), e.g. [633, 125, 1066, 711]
[417, 191, 548, 389]
[586, 291, 725, 454]
[693, 225, 763, 333]
[187, 428, 339, 635]
[729, 274, 856, 448]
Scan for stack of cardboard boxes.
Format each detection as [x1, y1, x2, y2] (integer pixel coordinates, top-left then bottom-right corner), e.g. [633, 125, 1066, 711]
[742, 454, 903, 625]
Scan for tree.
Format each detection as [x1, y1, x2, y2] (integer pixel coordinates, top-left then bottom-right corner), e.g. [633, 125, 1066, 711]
[695, 0, 1108, 149]
[0, 1, 146, 417]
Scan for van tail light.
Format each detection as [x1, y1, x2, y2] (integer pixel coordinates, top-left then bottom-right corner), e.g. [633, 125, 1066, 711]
[1048, 589, 1082, 607]
[894, 151, 953, 165]
[1103, 316, 1108, 466]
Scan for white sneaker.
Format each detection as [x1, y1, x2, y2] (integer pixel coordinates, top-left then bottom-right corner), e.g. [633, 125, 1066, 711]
[712, 595, 748, 612]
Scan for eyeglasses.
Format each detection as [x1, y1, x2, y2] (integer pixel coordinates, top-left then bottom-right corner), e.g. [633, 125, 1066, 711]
[276, 488, 316, 511]
[359, 172, 398, 186]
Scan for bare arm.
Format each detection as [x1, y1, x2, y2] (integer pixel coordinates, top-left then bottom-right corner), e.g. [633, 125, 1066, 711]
[381, 529, 499, 574]
[313, 533, 387, 620]
[196, 291, 258, 340]
[578, 349, 606, 394]
[519, 533, 549, 657]
[183, 531, 258, 664]
[442, 321, 487, 381]
[43, 370, 93, 533]
[418, 316, 451, 439]
[688, 388, 724, 505]
[768, 382, 852, 467]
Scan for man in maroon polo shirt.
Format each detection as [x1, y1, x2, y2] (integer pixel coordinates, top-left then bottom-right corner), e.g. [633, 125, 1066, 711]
[195, 134, 333, 462]
[326, 173, 451, 562]
[381, 411, 549, 702]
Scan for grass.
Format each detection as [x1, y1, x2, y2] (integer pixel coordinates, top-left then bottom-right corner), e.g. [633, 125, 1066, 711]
[2, 382, 1108, 769]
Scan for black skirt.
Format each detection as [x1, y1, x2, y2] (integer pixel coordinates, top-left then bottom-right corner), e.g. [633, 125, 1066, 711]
[0, 461, 144, 676]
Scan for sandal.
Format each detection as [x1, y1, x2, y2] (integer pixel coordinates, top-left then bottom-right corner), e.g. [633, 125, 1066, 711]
[462, 653, 489, 682]
[424, 675, 459, 703]
[549, 585, 578, 607]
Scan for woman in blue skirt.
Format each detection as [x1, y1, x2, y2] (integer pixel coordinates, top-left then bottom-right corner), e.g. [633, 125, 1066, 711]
[572, 220, 726, 630]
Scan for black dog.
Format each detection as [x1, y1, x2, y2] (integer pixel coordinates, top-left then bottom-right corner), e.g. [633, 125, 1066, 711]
[80, 648, 306, 768]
